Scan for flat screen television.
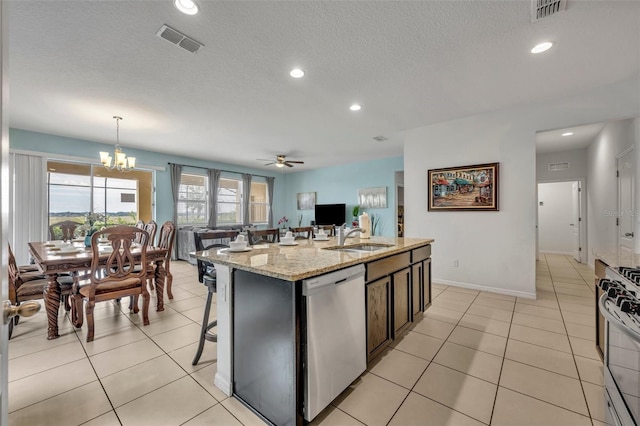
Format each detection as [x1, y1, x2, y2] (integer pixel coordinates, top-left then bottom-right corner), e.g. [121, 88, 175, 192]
[314, 203, 346, 226]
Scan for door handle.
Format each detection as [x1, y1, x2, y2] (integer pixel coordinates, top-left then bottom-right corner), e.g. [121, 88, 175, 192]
[3, 300, 40, 325]
[625, 232, 635, 237]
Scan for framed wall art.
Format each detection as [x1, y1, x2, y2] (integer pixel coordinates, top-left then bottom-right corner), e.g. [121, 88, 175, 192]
[428, 162, 499, 211]
[297, 192, 316, 210]
[358, 186, 387, 209]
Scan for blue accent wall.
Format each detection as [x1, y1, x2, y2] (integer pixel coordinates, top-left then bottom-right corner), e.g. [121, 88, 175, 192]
[10, 129, 287, 227]
[282, 156, 403, 237]
[11, 129, 403, 236]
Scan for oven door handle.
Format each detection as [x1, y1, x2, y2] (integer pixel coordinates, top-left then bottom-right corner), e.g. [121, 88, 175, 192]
[599, 293, 640, 343]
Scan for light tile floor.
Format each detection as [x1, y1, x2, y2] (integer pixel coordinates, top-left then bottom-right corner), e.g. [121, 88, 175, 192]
[8, 254, 604, 425]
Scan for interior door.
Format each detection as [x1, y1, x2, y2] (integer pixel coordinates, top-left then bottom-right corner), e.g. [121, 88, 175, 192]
[571, 181, 582, 263]
[618, 149, 635, 266]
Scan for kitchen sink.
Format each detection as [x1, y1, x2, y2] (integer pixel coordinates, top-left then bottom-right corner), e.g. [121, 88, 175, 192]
[323, 243, 394, 253]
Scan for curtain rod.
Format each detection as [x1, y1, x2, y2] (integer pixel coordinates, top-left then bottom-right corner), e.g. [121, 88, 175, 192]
[167, 162, 273, 179]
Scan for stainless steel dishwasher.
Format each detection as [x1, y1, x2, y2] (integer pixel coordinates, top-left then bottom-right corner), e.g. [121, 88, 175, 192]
[302, 264, 366, 421]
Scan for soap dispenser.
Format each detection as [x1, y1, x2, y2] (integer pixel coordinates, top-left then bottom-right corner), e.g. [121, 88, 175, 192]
[359, 211, 371, 239]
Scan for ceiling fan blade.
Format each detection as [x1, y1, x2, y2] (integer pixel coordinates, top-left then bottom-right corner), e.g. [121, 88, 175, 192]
[286, 161, 304, 164]
[264, 161, 276, 166]
[284, 162, 294, 168]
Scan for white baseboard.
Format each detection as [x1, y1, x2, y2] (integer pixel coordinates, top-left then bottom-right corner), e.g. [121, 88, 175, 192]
[434, 278, 536, 299]
[215, 373, 232, 397]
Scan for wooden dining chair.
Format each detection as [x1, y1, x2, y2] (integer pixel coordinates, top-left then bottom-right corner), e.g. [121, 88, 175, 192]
[318, 225, 336, 237]
[156, 221, 176, 299]
[247, 228, 279, 245]
[133, 220, 145, 243]
[8, 243, 72, 339]
[144, 220, 158, 246]
[289, 226, 314, 240]
[49, 220, 81, 241]
[70, 225, 150, 342]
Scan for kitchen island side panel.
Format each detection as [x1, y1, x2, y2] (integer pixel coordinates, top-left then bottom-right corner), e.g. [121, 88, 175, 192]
[233, 269, 299, 426]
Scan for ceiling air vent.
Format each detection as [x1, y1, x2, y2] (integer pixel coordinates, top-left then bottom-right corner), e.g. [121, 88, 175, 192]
[372, 136, 388, 142]
[548, 162, 570, 171]
[156, 24, 204, 53]
[531, 0, 566, 22]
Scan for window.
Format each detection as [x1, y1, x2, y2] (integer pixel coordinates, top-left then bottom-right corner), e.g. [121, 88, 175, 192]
[177, 173, 208, 225]
[249, 181, 268, 224]
[217, 178, 241, 224]
[214, 178, 269, 225]
[47, 161, 153, 231]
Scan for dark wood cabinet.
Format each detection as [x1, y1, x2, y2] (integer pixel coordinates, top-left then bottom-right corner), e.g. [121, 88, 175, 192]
[393, 267, 412, 336]
[423, 258, 432, 310]
[366, 276, 392, 362]
[365, 244, 432, 363]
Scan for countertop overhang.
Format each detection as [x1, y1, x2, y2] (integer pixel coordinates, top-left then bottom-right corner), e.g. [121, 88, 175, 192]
[192, 236, 434, 281]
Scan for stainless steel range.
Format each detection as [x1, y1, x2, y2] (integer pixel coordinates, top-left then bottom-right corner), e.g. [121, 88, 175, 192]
[599, 266, 640, 426]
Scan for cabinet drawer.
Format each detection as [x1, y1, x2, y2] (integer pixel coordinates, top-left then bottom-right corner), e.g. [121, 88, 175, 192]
[366, 252, 411, 283]
[411, 245, 431, 263]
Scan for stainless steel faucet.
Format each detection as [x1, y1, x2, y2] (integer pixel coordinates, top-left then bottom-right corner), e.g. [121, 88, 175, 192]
[337, 223, 366, 246]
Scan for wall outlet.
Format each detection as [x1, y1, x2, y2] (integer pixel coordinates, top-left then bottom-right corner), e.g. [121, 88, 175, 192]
[452, 259, 459, 267]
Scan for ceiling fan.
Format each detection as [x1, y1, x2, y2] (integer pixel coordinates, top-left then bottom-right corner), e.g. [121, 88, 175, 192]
[258, 155, 304, 168]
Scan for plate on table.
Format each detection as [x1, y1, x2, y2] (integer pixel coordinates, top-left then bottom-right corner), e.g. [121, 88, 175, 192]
[51, 248, 83, 255]
[279, 242, 299, 246]
[226, 247, 252, 253]
[99, 246, 114, 253]
[313, 237, 329, 241]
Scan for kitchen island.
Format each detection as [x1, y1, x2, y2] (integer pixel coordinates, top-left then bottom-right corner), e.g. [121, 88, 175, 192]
[194, 236, 433, 425]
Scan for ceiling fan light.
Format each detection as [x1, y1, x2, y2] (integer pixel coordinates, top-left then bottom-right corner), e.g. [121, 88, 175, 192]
[276, 163, 285, 168]
[350, 104, 362, 111]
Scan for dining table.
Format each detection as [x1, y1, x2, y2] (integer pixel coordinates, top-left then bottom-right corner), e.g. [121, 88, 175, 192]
[28, 240, 168, 340]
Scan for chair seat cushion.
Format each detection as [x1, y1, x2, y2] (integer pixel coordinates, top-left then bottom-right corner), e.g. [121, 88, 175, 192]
[17, 278, 72, 299]
[78, 277, 142, 297]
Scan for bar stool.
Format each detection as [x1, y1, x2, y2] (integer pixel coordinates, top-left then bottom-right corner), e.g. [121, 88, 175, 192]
[192, 270, 217, 365]
[192, 230, 237, 365]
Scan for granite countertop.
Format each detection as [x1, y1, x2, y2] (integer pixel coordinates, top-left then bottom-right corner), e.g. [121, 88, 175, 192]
[595, 250, 640, 269]
[192, 236, 434, 281]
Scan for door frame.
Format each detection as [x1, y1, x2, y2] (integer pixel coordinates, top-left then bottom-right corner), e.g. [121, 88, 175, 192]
[536, 178, 587, 263]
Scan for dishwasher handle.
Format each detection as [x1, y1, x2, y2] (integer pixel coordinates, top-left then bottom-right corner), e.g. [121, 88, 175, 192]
[302, 264, 365, 296]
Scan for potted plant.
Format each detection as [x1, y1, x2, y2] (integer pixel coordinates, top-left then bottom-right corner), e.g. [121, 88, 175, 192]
[351, 205, 360, 227]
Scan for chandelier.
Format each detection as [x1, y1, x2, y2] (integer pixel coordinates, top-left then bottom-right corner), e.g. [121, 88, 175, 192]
[99, 116, 136, 172]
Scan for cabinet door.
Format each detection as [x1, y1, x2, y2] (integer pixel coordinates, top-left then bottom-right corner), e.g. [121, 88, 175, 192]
[423, 259, 432, 310]
[393, 267, 411, 337]
[367, 276, 391, 362]
[412, 263, 423, 318]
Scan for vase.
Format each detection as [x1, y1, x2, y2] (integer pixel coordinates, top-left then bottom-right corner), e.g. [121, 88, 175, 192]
[84, 229, 96, 247]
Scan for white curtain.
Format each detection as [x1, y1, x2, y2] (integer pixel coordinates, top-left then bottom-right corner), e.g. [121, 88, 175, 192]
[10, 153, 48, 265]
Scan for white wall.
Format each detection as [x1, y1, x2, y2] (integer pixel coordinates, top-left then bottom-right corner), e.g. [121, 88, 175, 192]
[537, 149, 587, 182]
[538, 182, 575, 254]
[586, 118, 640, 264]
[404, 75, 640, 298]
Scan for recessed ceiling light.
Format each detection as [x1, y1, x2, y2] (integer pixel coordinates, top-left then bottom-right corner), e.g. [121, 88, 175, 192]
[289, 68, 304, 78]
[350, 104, 362, 111]
[562, 132, 574, 136]
[174, 0, 199, 15]
[531, 41, 553, 54]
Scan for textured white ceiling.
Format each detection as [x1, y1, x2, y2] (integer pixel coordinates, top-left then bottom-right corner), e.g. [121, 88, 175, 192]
[8, 1, 640, 171]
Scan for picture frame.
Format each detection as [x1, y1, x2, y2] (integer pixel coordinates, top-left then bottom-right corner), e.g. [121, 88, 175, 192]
[297, 192, 316, 210]
[358, 186, 387, 209]
[428, 162, 499, 211]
